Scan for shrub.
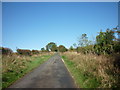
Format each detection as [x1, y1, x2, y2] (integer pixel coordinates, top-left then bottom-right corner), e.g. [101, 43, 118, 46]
[113, 42, 120, 53]
[32, 50, 39, 54]
[17, 49, 32, 56]
[77, 45, 94, 54]
[62, 52, 120, 88]
[58, 45, 67, 52]
[51, 44, 58, 52]
[94, 29, 115, 55]
[1, 47, 13, 55]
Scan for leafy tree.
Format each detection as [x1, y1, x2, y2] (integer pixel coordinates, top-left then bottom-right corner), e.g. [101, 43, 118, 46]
[77, 45, 94, 54]
[41, 47, 45, 51]
[73, 43, 77, 48]
[113, 41, 120, 53]
[96, 29, 114, 46]
[77, 34, 93, 54]
[112, 25, 120, 42]
[51, 44, 58, 52]
[94, 29, 115, 54]
[46, 42, 56, 51]
[58, 45, 67, 52]
[69, 46, 74, 51]
[78, 34, 91, 47]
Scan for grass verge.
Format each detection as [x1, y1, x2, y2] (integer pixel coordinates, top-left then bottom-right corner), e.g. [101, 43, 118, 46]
[61, 52, 120, 88]
[62, 55, 100, 88]
[2, 54, 52, 88]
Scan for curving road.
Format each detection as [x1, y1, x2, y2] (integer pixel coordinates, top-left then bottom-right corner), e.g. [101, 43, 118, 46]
[9, 53, 76, 88]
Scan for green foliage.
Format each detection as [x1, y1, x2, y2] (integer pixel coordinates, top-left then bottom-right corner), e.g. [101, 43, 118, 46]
[51, 44, 58, 52]
[41, 47, 46, 52]
[58, 45, 67, 52]
[96, 29, 114, 46]
[62, 55, 100, 88]
[2, 54, 52, 88]
[113, 42, 120, 53]
[77, 45, 94, 54]
[78, 34, 92, 47]
[77, 34, 93, 54]
[69, 46, 74, 51]
[76, 29, 120, 55]
[73, 43, 77, 48]
[46, 42, 56, 51]
[95, 29, 115, 55]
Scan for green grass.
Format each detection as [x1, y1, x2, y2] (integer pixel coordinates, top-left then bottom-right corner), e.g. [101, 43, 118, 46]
[2, 55, 52, 88]
[62, 55, 100, 88]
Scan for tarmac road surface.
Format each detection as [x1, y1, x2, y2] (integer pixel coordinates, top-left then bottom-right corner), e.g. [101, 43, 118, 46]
[9, 53, 76, 88]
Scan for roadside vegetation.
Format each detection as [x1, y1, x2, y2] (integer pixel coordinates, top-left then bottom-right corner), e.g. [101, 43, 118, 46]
[1, 41, 68, 88]
[62, 52, 120, 88]
[1, 47, 54, 88]
[1, 27, 120, 88]
[62, 27, 120, 88]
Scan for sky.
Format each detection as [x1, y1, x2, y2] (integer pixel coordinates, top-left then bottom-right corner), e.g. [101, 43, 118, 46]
[2, 2, 118, 52]
[2, 0, 120, 2]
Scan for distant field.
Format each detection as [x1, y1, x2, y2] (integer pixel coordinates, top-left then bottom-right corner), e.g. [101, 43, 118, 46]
[2, 53, 53, 88]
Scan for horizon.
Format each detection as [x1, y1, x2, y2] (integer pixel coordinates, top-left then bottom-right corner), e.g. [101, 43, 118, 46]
[2, 2, 118, 52]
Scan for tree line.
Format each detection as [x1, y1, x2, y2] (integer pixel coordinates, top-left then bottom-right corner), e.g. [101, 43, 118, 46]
[1, 47, 40, 56]
[1, 27, 120, 56]
[1, 43, 68, 56]
[70, 28, 120, 55]
[41, 42, 67, 52]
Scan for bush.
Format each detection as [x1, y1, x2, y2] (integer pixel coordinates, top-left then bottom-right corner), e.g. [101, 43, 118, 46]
[1, 47, 13, 55]
[94, 29, 115, 55]
[32, 50, 39, 54]
[62, 52, 120, 88]
[17, 49, 32, 56]
[113, 42, 120, 53]
[58, 45, 67, 52]
[77, 45, 94, 54]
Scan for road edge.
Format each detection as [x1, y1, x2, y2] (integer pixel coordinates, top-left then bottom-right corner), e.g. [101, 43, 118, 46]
[7, 55, 52, 88]
[61, 57, 78, 88]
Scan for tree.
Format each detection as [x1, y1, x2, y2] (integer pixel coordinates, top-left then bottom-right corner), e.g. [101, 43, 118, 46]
[112, 25, 120, 42]
[73, 43, 77, 48]
[51, 44, 58, 52]
[96, 29, 114, 46]
[77, 34, 93, 54]
[46, 42, 56, 51]
[78, 34, 91, 47]
[69, 46, 74, 51]
[41, 47, 45, 51]
[94, 29, 115, 54]
[58, 45, 67, 52]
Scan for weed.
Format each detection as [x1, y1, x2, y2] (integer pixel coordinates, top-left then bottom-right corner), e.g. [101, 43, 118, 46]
[61, 52, 120, 88]
[2, 53, 53, 88]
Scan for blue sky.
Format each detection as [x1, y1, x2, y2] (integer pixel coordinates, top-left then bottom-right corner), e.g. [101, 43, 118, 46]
[2, 2, 118, 51]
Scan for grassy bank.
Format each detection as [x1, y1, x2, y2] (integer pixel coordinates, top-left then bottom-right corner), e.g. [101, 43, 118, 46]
[2, 53, 53, 88]
[61, 52, 120, 88]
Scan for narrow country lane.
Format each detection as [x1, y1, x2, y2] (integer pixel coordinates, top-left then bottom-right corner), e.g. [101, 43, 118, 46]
[9, 53, 76, 88]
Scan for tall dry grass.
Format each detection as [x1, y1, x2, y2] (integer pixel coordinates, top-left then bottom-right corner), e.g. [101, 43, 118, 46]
[2, 54, 31, 74]
[2, 52, 55, 73]
[2, 52, 54, 88]
[62, 52, 120, 88]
